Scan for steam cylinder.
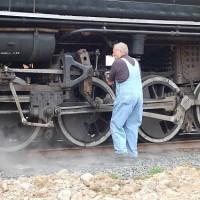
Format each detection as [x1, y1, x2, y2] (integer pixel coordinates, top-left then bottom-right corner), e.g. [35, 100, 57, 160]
[0, 32, 55, 62]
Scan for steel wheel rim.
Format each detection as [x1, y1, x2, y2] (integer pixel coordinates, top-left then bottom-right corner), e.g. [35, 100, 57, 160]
[57, 77, 115, 147]
[0, 111, 41, 152]
[139, 76, 184, 143]
[192, 83, 200, 132]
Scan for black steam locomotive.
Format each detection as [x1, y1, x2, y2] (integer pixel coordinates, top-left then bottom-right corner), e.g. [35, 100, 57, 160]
[0, 0, 200, 151]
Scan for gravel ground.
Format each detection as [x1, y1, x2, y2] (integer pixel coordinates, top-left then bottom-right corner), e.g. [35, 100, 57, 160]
[0, 147, 199, 180]
[0, 146, 200, 200]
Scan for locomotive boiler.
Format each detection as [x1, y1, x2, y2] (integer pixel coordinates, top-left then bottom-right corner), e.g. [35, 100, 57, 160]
[0, 0, 200, 152]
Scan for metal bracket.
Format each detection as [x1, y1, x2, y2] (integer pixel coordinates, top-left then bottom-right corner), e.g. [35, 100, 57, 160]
[180, 95, 195, 110]
[9, 81, 54, 128]
[60, 54, 93, 88]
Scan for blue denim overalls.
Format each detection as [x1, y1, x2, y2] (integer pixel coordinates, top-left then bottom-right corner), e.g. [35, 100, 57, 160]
[110, 57, 143, 157]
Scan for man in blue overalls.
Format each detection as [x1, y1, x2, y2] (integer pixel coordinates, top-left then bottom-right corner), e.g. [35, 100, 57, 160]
[105, 42, 143, 159]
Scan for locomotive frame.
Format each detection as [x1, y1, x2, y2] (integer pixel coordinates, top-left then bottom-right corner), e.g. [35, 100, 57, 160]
[0, 0, 200, 151]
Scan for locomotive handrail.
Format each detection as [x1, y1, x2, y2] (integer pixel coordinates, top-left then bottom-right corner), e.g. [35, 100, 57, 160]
[69, 28, 200, 37]
[1, 11, 200, 27]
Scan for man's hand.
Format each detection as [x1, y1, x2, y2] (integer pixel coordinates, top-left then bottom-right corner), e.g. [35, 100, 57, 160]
[104, 71, 110, 77]
[104, 71, 114, 85]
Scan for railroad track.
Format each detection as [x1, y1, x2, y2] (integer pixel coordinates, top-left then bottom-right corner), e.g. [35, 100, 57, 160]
[10, 139, 200, 159]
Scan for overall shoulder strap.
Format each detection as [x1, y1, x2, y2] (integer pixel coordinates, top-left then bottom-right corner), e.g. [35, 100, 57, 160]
[121, 57, 136, 67]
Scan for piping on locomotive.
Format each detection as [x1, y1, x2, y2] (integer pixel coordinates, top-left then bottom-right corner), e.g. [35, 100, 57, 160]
[0, 0, 200, 151]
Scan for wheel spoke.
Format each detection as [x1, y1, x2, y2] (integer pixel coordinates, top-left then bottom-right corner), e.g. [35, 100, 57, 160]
[151, 85, 159, 99]
[160, 85, 165, 98]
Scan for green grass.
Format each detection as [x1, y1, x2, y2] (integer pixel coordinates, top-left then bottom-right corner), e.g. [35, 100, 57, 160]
[149, 166, 165, 175]
[132, 166, 165, 180]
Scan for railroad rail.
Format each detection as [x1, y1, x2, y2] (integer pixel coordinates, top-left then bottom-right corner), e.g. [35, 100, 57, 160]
[9, 139, 200, 159]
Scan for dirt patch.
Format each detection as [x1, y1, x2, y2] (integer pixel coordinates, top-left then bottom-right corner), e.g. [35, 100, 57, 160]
[0, 165, 199, 200]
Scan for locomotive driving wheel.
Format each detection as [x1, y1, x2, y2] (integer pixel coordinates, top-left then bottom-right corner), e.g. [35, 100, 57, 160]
[139, 75, 184, 143]
[0, 104, 41, 152]
[192, 83, 200, 132]
[56, 77, 115, 147]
